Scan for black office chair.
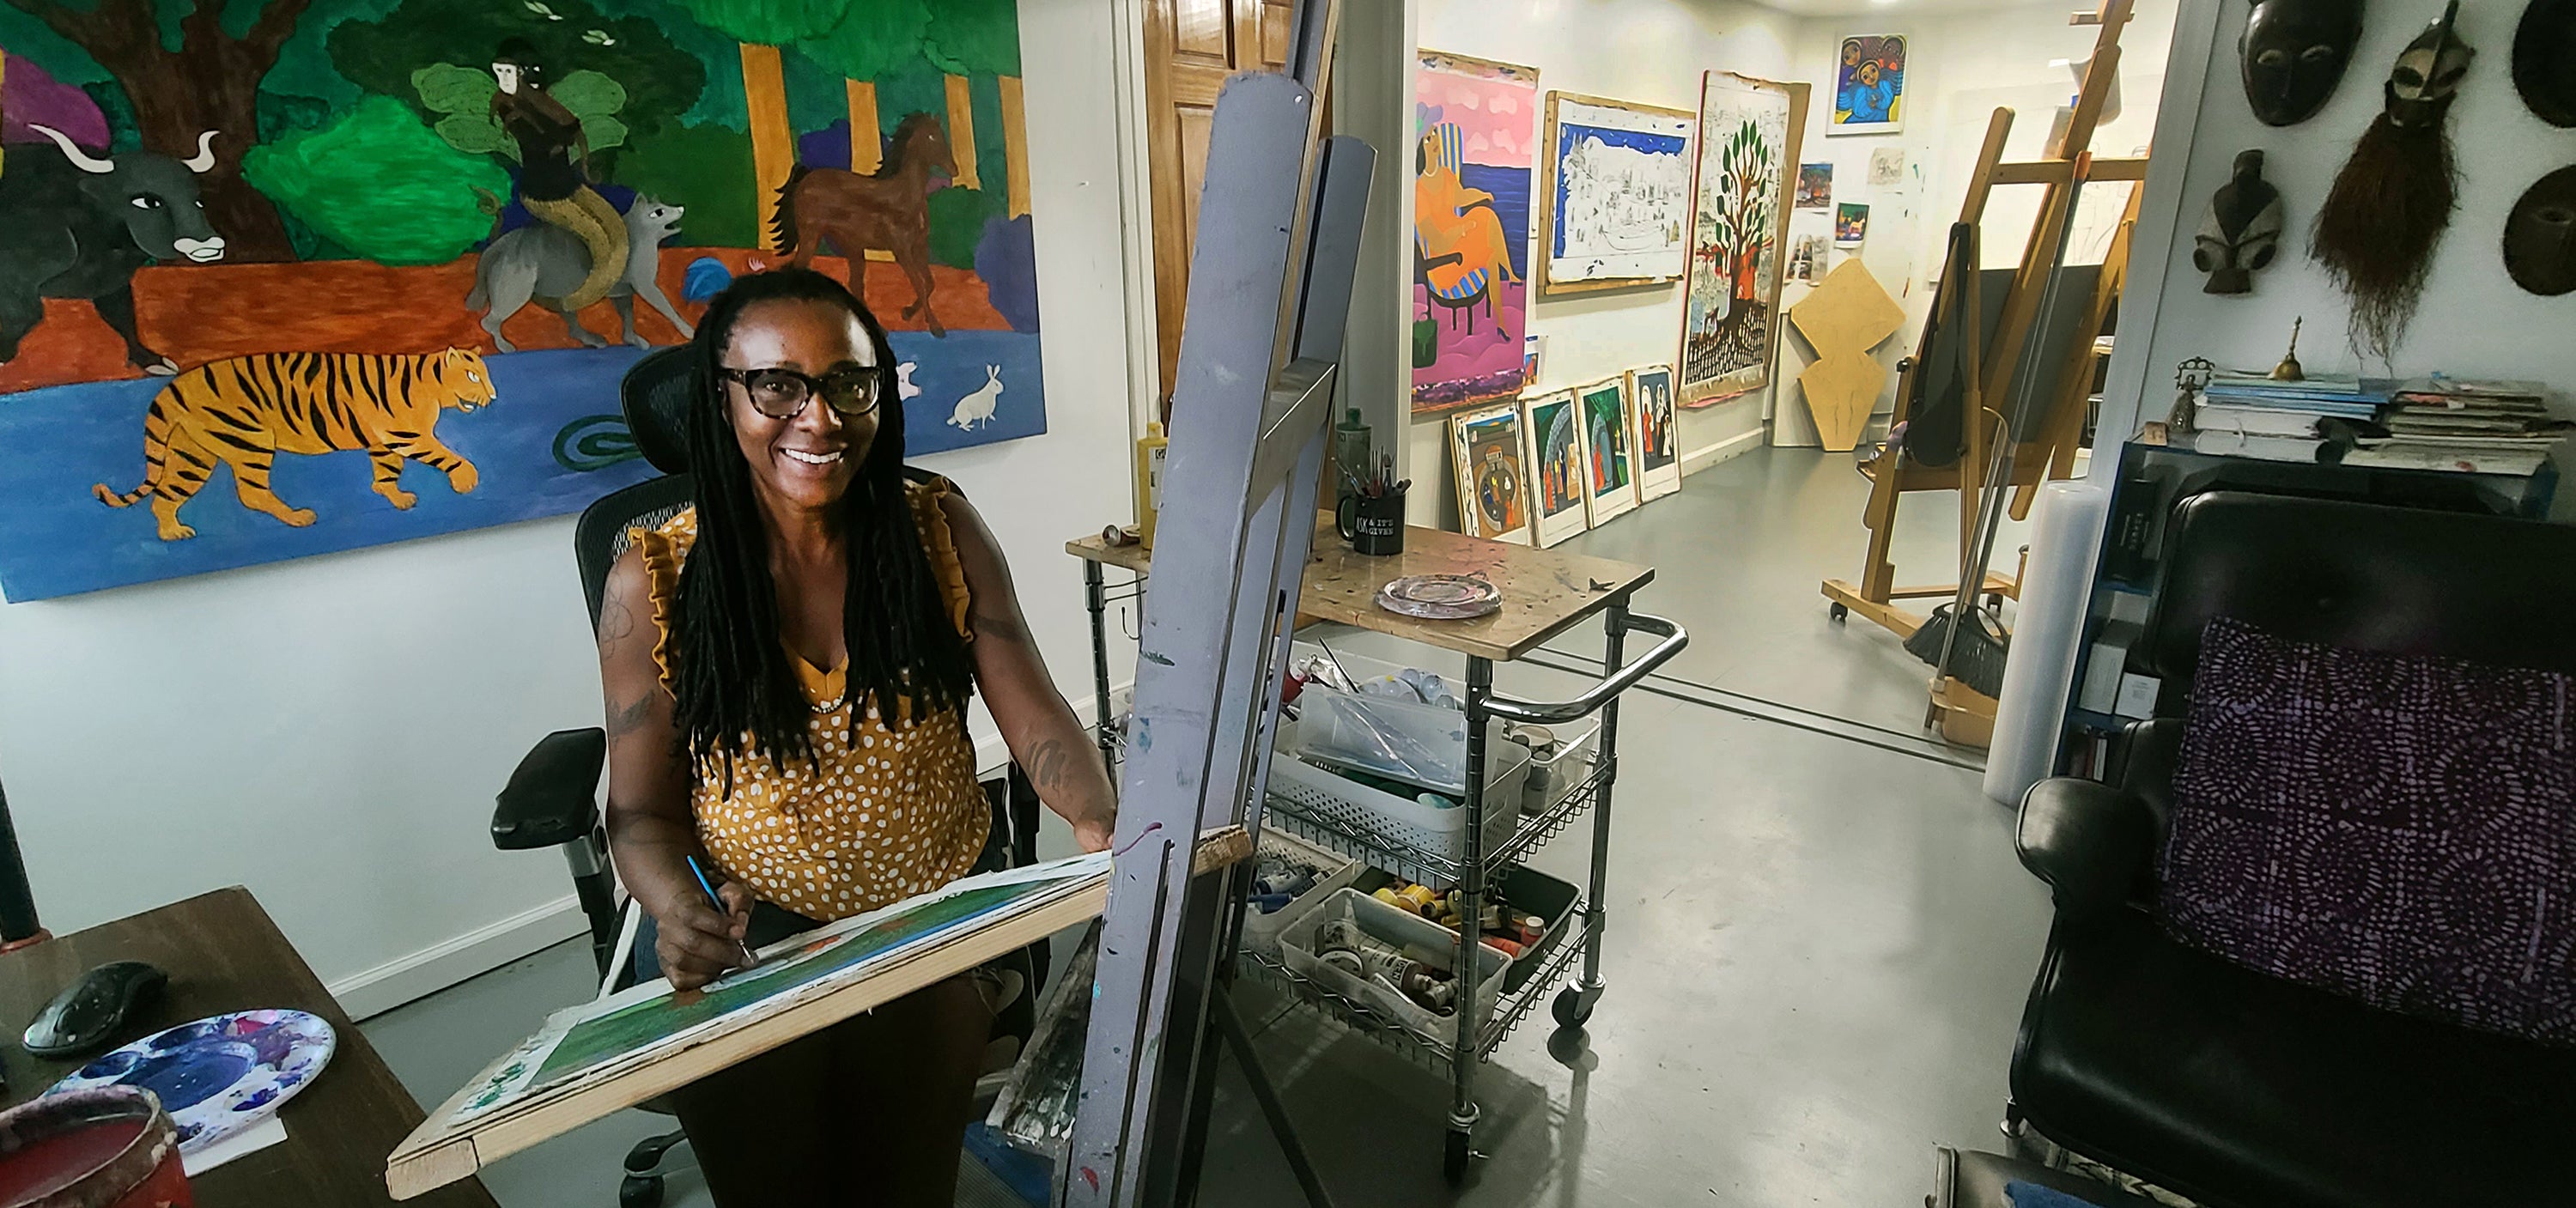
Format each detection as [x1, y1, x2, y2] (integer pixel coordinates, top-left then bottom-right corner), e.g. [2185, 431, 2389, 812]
[489, 347, 1050, 1208]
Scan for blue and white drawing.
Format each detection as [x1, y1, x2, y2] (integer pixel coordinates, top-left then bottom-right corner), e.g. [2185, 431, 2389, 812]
[1546, 96, 1696, 290]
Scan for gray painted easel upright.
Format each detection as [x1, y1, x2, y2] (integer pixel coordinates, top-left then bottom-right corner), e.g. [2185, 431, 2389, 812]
[1062, 2, 1373, 1204]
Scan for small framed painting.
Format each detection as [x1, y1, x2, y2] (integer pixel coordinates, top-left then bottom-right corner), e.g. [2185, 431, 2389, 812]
[1795, 162, 1832, 209]
[1522, 390, 1590, 548]
[1628, 365, 1681, 501]
[1829, 34, 1907, 137]
[1577, 376, 1638, 525]
[1449, 403, 1534, 543]
[1835, 203, 1870, 246]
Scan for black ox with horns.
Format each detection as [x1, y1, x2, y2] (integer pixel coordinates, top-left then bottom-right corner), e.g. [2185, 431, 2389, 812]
[0, 124, 228, 374]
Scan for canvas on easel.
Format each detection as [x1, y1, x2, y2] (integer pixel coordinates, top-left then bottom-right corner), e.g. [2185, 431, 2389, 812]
[1523, 389, 1590, 547]
[1449, 403, 1534, 543]
[1628, 364, 1681, 501]
[1577, 376, 1639, 525]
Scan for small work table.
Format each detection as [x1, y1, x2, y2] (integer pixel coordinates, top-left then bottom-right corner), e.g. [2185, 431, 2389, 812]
[1066, 520, 1684, 1179]
[0, 888, 501, 1208]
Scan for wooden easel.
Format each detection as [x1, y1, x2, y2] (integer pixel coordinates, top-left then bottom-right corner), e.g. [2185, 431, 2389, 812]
[1820, 0, 2144, 641]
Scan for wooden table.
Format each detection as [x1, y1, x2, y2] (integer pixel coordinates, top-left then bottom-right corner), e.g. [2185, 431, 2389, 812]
[1066, 520, 1653, 663]
[0, 888, 501, 1208]
[1066, 519, 1680, 1179]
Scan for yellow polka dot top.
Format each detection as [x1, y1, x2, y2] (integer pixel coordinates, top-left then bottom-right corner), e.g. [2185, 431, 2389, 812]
[633, 477, 989, 923]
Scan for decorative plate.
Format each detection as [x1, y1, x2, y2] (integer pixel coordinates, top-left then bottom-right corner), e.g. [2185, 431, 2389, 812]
[1376, 574, 1502, 620]
[50, 1010, 336, 1153]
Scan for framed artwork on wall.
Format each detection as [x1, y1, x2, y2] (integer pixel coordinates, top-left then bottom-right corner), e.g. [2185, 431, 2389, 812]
[1413, 50, 1540, 414]
[1829, 34, 1908, 137]
[1537, 92, 1695, 296]
[1627, 364, 1680, 501]
[0, 1, 1048, 602]
[1577, 375, 1637, 525]
[1678, 71, 1807, 408]
[1449, 403, 1533, 544]
[1522, 389, 1589, 548]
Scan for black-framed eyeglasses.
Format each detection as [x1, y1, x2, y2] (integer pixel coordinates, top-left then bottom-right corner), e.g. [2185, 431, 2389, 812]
[719, 365, 886, 420]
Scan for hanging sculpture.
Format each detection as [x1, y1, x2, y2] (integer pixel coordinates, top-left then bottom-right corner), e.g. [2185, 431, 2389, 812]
[2503, 166, 2576, 294]
[2241, 0, 2366, 125]
[2195, 150, 2286, 294]
[2311, 0, 2474, 361]
[2514, 0, 2576, 125]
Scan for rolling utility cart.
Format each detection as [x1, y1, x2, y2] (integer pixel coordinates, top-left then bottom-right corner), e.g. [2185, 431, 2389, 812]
[1068, 520, 1683, 1180]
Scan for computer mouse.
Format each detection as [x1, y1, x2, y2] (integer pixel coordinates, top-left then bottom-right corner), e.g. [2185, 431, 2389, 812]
[22, 960, 168, 1059]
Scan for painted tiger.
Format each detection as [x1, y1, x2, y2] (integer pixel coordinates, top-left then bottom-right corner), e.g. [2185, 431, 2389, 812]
[92, 348, 497, 541]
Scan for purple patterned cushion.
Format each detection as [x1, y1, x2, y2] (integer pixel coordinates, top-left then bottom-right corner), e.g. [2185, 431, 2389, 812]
[2160, 616, 2576, 1046]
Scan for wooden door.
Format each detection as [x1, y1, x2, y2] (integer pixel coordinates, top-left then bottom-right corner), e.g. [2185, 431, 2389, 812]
[1144, 0, 1296, 411]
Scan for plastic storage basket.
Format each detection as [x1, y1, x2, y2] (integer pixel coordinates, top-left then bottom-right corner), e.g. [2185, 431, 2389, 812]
[1267, 750, 1525, 883]
[1277, 888, 1512, 1043]
[1240, 828, 1363, 960]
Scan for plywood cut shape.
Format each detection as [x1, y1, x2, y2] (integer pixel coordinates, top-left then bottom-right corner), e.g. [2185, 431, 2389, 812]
[1789, 258, 1905, 452]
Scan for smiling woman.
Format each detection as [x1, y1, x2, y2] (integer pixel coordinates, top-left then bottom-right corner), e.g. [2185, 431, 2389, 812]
[592, 268, 1115, 1205]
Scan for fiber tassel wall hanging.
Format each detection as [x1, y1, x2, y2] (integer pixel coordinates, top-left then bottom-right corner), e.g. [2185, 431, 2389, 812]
[2311, 0, 2476, 360]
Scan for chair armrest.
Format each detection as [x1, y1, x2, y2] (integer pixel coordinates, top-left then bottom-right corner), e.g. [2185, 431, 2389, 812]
[494, 727, 607, 851]
[2015, 776, 2158, 924]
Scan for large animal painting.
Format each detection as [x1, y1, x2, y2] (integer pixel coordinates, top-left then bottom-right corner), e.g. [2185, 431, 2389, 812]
[0, 0, 1046, 602]
[1412, 51, 1535, 415]
[1679, 72, 1802, 407]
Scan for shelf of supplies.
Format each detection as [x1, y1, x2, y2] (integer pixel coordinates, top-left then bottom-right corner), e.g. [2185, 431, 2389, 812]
[1263, 757, 1611, 886]
[1237, 901, 1591, 1073]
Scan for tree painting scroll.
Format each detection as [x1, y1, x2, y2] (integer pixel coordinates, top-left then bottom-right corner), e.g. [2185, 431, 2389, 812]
[1412, 51, 1536, 414]
[1677, 72, 1803, 408]
[0, 0, 1045, 602]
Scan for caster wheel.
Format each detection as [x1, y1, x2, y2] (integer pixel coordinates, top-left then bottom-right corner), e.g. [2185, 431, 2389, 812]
[1552, 986, 1594, 1029]
[1984, 592, 2004, 611]
[619, 1175, 665, 1208]
[1443, 1130, 1471, 1182]
[1828, 602, 1849, 622]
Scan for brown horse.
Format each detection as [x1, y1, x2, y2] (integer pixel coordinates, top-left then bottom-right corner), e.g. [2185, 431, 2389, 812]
[771, 112, 959, 337]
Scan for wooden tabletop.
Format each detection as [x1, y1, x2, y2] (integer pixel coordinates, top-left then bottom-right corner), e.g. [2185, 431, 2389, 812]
[1068, 521, 1653, 663]
[1, 888, 500, 1208]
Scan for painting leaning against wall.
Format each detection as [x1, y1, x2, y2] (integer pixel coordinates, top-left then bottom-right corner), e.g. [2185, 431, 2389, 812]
[0, 0, 1047, 603]
[1677, 70, 1805, 408]
[1412, 51, 1537, 415]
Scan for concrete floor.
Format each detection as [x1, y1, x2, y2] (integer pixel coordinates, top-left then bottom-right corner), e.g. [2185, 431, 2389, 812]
[363, 642, 2054, 1205]
[1552, 444, 2055, 740]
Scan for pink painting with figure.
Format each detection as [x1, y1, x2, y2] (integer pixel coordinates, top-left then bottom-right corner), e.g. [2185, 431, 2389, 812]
[1413, 52, 1538, 414]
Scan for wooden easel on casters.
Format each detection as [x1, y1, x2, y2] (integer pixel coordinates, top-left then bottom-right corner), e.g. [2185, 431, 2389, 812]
[1820, 0, 2143, 680]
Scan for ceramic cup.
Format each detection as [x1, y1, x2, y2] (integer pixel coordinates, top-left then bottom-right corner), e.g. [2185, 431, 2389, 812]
[1336, 489, 1406, 556]
[0, 1087, 192, 1208]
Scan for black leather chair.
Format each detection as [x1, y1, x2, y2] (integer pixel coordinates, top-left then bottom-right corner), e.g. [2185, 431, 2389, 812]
[489, 348, 1049, 1207]
[2008, 490, 2576, 1208]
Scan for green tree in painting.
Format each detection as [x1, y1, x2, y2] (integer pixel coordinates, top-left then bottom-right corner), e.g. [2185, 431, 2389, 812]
[805, 0, 930, 170]
[619, 120, 757, 248]
[243, 96, 511, 267]
[924, 0, 1022, 76]
[1714, 118, 1775, 303]
[663, 0, 848, 240]
[327, 0, 704, 149]
[410, 63, 631, 162]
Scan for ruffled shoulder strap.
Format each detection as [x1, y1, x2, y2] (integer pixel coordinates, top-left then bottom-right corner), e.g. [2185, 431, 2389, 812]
[905, 475, 974, 642]
[630, 507, 699, 691]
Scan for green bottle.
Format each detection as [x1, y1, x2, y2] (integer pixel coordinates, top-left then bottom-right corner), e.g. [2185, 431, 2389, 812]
[1332, 407, 1372, 506]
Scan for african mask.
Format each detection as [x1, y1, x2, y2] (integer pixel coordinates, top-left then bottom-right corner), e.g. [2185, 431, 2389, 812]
[2311, 0, 2473, 359]
[2386, 1, 2476, 127]
[2242, 0, 2365, 125]
[2515, 0, 2576, 126]
[2504, 167, 2576, 294]
[2196, 150, 2285, 294]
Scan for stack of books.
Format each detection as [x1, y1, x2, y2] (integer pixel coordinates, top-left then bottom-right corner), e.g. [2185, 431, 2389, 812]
[2190, 373, 2393, 461]
[2342, 377, 2567, 477]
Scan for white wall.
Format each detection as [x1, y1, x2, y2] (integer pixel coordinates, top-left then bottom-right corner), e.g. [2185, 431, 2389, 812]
[2108, 0, 2576, 444]
[0, 0, 1142, 1017]
[1402, 0, 1807, 527]
[1773, 0, 2178, 446]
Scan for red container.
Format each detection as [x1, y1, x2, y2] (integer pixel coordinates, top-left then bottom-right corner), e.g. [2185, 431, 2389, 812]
[0, 1088, 191, 1208]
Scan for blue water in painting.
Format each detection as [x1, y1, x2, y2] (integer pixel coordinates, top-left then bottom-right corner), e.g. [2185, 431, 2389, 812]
[1551, 124, 1688, 259]
[0, 330, 1045, 602]
[1457, 163, 1532, 282]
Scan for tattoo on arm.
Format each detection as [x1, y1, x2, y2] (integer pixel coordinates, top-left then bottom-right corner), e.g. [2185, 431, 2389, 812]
[597, 594, 636, 658]
[1029, 737, 1070, 792]
[607, 693, 652, 738]
[972, 603, 1033, 648]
